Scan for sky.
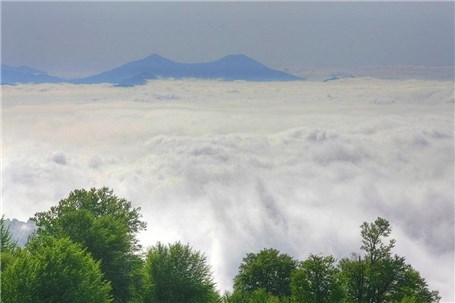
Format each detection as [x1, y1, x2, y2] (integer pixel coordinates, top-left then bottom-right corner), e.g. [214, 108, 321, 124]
[2, 79, 454, 301]
[1, 1, 454, 78]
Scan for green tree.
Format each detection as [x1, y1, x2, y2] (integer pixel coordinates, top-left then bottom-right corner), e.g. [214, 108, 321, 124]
[223, 289, 286, 303]
[2, 235, 112, 303]
[392, 266, 441, 303]
[32, 187, 146, 303]
[1, 215, 20, 301]
[339, 254, 367, 303]
[360, 217, 395, 264]
[222, 290, 250, 303]
[249, 289, 282, 303]
[233, 248, 297, 300]
[1, 215, 18, 253]
[339, 253, 409, 303]
[291, 254, 344, 303]
[339, 217, 440, 303]
[143, 242, 220, 303]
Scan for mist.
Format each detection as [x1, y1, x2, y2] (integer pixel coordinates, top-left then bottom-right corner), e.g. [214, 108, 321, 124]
[2, 79, 453, 301]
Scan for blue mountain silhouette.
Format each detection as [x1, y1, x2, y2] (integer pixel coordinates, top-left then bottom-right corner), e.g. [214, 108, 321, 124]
[74, 54, 301, 84]
[1, 65, 64, 85]
[2, 54, 301, 86]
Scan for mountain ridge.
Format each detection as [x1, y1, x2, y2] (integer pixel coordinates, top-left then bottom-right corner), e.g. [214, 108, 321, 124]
[2, 54, 301, 85]
[1, 64, 65, 85]
[74, 53, 301, 84]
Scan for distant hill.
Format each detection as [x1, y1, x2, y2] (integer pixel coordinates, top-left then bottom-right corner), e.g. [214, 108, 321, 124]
[1, 65, 64, 85]
[73, 54, 301, 84]
[1, 55, 301, 86]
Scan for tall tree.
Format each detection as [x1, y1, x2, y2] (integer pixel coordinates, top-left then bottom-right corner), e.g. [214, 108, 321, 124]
[32, 187, 146, 303]
[1, 215, 18, 253]
[233, 248, 297, 299]
[339, 217, 440, 303]
[143, 242, 220, 303]
[360, 217, 395, 264]
[0, 215, 20, 277]
[2, 235, 112, 303]
[291, 254, 344, 303]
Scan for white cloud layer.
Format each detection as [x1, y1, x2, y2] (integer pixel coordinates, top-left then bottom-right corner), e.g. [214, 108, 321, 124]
[2, 79, 454, 301]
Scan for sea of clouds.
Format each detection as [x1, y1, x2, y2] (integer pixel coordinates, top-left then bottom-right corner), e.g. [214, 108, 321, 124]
[2, 79, 454, 301]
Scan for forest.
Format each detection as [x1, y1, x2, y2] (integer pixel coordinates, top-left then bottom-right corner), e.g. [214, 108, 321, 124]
[0, 187, 440, 303]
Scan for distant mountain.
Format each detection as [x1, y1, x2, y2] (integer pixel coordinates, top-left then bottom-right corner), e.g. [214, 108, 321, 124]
[2, 55, 301, 86]
[1, 64, 64, 85]
[74, 54, 301, 84]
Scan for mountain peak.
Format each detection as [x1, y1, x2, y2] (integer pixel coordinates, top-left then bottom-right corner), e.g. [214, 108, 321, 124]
[146, 53, 164, 59]
[218, 54, 258, 63]
[143, 53, 174, 63]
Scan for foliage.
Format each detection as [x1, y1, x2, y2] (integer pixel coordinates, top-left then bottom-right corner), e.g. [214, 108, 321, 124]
[1, 215, 20, 275]
[32, 187, 146, 245]
[3, 189, 442, 303]
[223, 289, 286, 303]
[291, 254, 344, 303]
[1, 235, 112, 303]
[338, 254, 367, 303]
[222, 290, 247, 303]
[143, 242, 220, 303]
[339, 217, 440, 303]
[360, 217, 395, 263]
[32, 187, 146, 303]
[233, 248, 297, 299]
[1, 215, 18, 253]
[248, 288, 282, 303]
[392, 266, 441, 303]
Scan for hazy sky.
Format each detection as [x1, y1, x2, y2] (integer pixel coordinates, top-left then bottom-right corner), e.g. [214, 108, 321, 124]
[2, 2, 454, 78]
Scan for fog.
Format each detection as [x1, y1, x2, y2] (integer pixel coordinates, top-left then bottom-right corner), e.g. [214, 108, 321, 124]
[2, 79, 453, 301]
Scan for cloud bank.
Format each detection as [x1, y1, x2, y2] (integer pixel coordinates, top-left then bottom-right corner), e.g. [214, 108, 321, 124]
[2, 79, 453, 301]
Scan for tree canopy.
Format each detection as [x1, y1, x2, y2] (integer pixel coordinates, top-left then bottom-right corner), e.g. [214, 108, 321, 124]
[233, 248, 297, 299]
[32, 187, 146, 303]
[339, 217, 440, 303]
[291, 254, 344, 303]
[1, 188, 441, 303]
[143, 242, 220, 303]
[2, 236, 112, 303]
